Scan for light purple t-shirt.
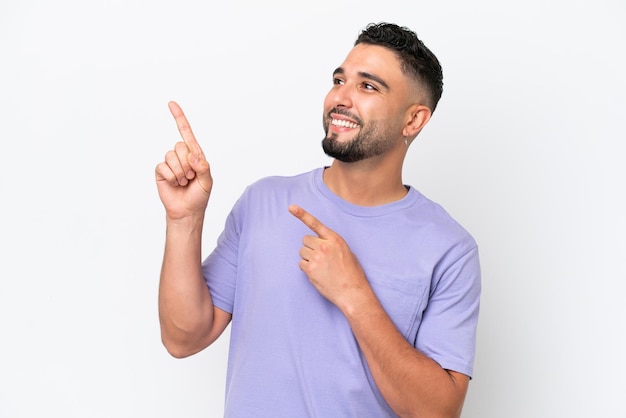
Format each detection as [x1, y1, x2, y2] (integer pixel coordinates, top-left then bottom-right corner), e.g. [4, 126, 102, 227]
[203, 167, 481, 417]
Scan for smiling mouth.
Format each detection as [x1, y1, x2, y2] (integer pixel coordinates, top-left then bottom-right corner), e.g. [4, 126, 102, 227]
[331, 118, 359, 129]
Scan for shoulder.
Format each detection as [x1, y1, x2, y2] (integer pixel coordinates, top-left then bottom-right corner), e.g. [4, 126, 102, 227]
[231, 168, 321, 215]
[408, 188, 478, 252]
[238, 168, 320, 201]
[247, 169, 318, 190]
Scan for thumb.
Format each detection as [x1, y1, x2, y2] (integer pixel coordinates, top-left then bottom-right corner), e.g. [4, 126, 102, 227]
[188, 152, 213, 195]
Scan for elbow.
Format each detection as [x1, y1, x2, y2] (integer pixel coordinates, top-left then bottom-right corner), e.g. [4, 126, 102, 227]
[162, 338, 190, 359]
[398, 408, 462, 418]
[159, 313, 217, 358]
[163, 342, 195, 359]
[395, 387, 466, 418]
[160, 332, 204, 359]
[161, 338, 200, 359]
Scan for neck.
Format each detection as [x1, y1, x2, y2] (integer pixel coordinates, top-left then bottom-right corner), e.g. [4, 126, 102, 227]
[323, 159, 407, 206]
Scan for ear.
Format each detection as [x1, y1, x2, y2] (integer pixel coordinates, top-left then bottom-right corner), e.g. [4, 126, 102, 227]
[402, 104, 432, 138]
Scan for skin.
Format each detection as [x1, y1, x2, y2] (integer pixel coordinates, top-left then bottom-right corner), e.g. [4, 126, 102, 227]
[155, 101, 231, 358]
[156, 44, 469, 417]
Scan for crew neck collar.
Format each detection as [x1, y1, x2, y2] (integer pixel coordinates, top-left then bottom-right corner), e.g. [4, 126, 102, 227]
[312, 167, 419, 217]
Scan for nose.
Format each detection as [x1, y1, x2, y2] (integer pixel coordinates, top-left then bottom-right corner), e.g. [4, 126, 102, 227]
[326, 82, 353, 109]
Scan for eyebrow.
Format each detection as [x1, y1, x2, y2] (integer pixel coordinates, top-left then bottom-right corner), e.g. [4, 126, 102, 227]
[333, 67, 390, 91]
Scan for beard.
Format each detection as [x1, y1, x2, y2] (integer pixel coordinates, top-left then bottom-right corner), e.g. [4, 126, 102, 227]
[322, 111, 396, 163]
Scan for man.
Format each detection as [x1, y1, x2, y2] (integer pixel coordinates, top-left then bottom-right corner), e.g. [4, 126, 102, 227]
[155, 22, 481, 418]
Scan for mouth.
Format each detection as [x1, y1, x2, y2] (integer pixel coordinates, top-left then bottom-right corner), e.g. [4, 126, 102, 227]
[331, 118, 359, 129]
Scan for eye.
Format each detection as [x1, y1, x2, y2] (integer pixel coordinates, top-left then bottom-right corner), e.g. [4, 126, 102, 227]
[333, 78, 344, 85]
[362, 82, 377, 91]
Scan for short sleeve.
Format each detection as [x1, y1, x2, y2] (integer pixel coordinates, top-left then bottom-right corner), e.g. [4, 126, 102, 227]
[415, 245, 481, 378]
[201, 199, 243, 315]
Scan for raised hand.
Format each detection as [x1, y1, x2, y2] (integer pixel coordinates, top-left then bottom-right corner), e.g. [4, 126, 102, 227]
[288, 204, 369, 309]
[155, 101, 213, 219]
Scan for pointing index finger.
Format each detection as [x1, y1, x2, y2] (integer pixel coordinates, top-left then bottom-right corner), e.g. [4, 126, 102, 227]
[288, 204, 331, 239]
[168, 101, 203, 155]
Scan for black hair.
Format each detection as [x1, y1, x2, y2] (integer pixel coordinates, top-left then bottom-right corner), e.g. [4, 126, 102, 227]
[355, 22, 443, 112]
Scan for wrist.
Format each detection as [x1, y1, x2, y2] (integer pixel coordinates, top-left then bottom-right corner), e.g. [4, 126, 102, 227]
[165, 211, 205, 229]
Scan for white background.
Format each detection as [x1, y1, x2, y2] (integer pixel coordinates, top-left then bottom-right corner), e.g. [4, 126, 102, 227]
[1, 0, 625, 417]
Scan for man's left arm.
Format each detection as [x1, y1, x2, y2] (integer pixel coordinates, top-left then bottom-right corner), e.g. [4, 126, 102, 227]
[289, 204, 473, 418]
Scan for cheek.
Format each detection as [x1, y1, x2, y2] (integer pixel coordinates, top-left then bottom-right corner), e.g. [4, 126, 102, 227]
[322, 93, 334, 113]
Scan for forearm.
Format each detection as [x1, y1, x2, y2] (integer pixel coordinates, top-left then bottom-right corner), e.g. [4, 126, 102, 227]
[158, 214, 215, 357]
[288, 205, 470, 415]
[343, 290, 468, 418]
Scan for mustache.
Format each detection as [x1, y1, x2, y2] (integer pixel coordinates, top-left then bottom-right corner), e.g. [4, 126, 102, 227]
[326, 108, 363, 126]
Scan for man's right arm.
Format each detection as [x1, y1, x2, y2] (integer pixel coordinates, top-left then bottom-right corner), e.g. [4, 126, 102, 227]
[155, 101, 231, 358]
[158, 214, 232, 358]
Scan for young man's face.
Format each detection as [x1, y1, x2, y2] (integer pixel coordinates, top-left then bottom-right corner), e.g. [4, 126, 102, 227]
[321, 43, 415, 163]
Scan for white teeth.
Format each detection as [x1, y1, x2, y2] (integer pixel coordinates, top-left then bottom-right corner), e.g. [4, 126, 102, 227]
[331, 119, 359, 129]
